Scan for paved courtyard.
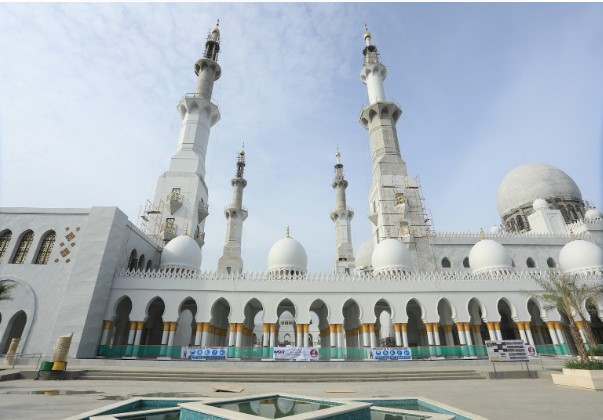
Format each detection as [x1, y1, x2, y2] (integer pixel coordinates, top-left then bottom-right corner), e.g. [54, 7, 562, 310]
[1, 363, 602, 419]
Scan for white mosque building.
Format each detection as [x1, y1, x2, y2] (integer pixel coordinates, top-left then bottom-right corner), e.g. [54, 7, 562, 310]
[1, 23, 602, 361]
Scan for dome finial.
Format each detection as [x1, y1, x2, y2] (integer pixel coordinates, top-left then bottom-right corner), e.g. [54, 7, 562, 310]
[184, 224, 189, 236]
[569, 229, 576, 241]
[335, 147, 341, 164]
[285, 226, 290, 238]
[364, 24, 372, 45]
[479, 228, 485, 240]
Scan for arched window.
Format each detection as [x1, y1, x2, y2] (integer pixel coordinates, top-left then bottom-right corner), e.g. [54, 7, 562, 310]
[12, 231, 34, 264]
[441, 257, 451, 268]
[463, 257, 470, 268]
[526, 257, 536, 268]
[511, 259, 516, 268]
[137, 254, 145, 271]
[127, 250, 138, 270]
[516, 215, 525, 231]
[568, 205, 578, 222]
[547, 257, 557, 268]
[145, 260, 152, 271]
[559, 206, 570, 223]
[34, 231, 56, 264]
[0, 230, 12, 262]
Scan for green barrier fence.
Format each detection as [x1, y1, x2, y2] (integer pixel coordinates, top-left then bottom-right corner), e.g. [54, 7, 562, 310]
[103, 344, 565, 360]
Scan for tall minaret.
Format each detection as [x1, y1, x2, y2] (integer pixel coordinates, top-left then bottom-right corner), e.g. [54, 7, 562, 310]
[217, 147, 248, 274]
[359, 26, 434, 271]
[330, 150, 355, 273]
[147, 20, 222, 252]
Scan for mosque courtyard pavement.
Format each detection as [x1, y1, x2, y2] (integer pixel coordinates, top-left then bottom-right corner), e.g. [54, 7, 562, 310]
[0, 362, 602, 420]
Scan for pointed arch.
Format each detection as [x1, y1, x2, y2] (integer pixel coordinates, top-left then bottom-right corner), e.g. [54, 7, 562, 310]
[11, 230, 34, 264]
[1, 311, 27, 354]
[0, 230, 13, 262]
[406, 298, 426, 347]
[127, 249, 138, 270]
[34, 230, 56, 265]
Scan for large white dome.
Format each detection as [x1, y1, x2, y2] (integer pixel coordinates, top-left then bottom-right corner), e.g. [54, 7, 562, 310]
[371, 238, 412, 274]
[496, 163, 581, 217]
[268, 231, 307, 274]
[160, 235, 202, 271]
[559, 240, 603, 274]
[355, 240, 374, 270]
[469, 239, 513, 274]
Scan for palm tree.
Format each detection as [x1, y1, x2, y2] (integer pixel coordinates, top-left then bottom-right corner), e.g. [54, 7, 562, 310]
[525, 272, 589, 361]
[570, 281, 603, 350]
[0, 281, 15, 301]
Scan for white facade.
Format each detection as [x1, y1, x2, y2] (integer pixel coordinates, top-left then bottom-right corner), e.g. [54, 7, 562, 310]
[1, 25, 603, 360]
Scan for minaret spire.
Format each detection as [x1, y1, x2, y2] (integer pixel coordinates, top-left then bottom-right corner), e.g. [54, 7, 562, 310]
[145, 20, 223, 259]
[217, 146, 249, 274]
[359, 27, 435, 271]
[330, 149, 355, 273]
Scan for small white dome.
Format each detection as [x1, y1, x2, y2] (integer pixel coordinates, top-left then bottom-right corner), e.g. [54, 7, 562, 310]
[585, 208, 603, 221]
[497, 163, 581, 217]
[268, 231, 307, 274]
[559, 240, 603, 274]
[355, 240, 374, 270]
[490, 225, 503, 234]
[160, 235, 201, 271]
[469, 239, 513, 274]
[371, 238, 412, 274]
[533, 198, 549, 210]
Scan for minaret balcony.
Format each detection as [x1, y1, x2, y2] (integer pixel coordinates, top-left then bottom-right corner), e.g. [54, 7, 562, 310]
[177, 94, 221, 127]
[224, 205, 248, 220]
[197, 201, 209, 223]
[359, 101, 402, 128]
[160, 222, 177, 242]
[330, 208, 354, 221]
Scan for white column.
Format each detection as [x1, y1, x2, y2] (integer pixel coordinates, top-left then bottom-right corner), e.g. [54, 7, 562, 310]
[401, 324, 409, 348]
[133, 322, 143, 345]
[303, 325, 310, 348]
[167, 323, 176, 346]
[555, 322, 566, 344]
[269, 325, 276, 347]
[262, 324, 270, 347]
[127, 322, 136, 345]
[394, 324, 402, 346]
[194, 323, 202, 346]
[494, 323, 503, 341]
[518, 328, 528, 344]
[200, 324, 209, 347]
[362, 324, 370, 347]
[235, 325, 243, 348]
[101, 321, 112, 346]
[546, 322, 559, 345]
[525, 326, 535, 346]
[426, 324, 434, 346]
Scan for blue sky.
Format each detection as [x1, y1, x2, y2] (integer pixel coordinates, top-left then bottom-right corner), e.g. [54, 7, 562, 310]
[1, 3, 602, 273]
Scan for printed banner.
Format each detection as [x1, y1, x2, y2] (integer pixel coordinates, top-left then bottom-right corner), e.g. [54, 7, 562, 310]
[273, 347, 320, 361]
[182, 347, 227, 360]
[372, 347, 412, 360]
[485, 340, 529, 362]
[524, 344, 538, 357]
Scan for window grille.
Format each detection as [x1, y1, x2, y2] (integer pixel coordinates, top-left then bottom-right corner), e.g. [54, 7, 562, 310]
[0, 230, 12, 262]
[12, 231, 34, 264]
[35, 231, 55, 264]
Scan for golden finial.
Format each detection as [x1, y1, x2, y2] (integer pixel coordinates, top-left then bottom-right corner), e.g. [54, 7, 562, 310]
[364, 24, 372, 42]
[240, 142, 245, 156]
[211, 19, 220, 37]
[569, 229, 576, 241]
[335, 147, 341, 164]
[479, 228, 485, 240]
[184, 224, 189, 236]
[285, 226, 290, 238]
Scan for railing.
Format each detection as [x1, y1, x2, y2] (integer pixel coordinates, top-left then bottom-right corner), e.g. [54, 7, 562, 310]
[7, 352, 43, 369]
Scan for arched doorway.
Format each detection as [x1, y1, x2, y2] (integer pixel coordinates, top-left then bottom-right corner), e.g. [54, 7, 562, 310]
[342, 299, 361, 348]
[141, 297, 165, 346]
[310, 299, 329, 347]
[111, 297, 132, 346]
[437, 298, 459, 346]
[243, 298, 263, 348]
[374, 299, 394, 347]
[498, 299, 519, 340]
[174, 298, 197, 347]
[1, 311, 27, 354]
[276, 299, 296, 346]
[467, 298, 488, 345]
[210, 298, 231, 347]
[406, 299, 425, 347]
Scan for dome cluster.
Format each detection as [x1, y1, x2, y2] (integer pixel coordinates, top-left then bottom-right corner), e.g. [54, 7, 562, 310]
[496, 163, 582, 218]
[559, 240, 603, 275]
[469, 238, 513, 274]
[371, 238, 412, 275]
[267, 229, 308, 277]
[160, 234, 202, 271]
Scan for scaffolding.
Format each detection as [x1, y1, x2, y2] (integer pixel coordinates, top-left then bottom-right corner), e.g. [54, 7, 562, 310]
[138, 198, 166, 247]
